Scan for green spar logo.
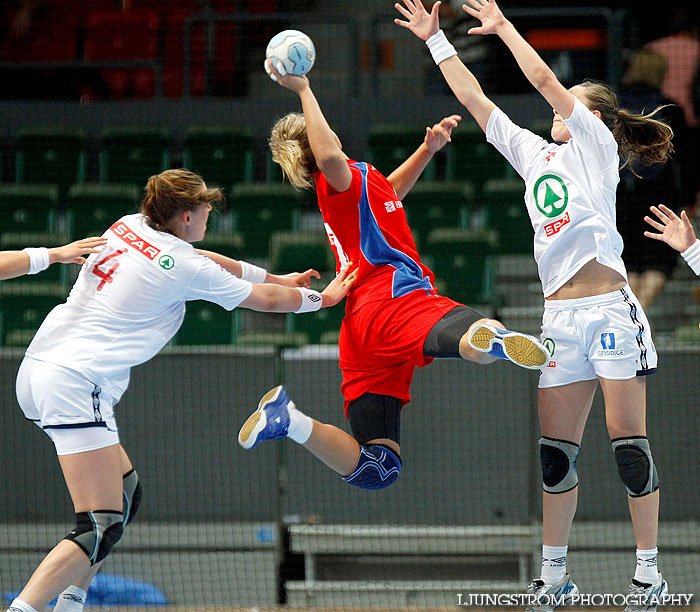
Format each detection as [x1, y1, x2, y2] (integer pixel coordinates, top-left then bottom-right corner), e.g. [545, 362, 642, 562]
[543, 337, 555, 357]
[158, 254, 175, 270]
[534, 174, 568, 218]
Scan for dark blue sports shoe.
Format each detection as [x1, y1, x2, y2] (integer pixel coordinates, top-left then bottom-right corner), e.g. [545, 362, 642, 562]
[238, 385, 292, 450]
[468, 323, 549, 370]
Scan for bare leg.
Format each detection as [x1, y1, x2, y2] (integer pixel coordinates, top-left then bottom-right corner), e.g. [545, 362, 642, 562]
[56, 446, 135, 598]
[18, 444, 123, 611]
[634, 270, 667, 311]
[539, 380, 598, 545]
[600, 376, 658, 550]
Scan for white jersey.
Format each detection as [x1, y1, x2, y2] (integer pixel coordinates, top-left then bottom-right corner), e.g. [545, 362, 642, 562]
[26, 214, 253, 398]
[486, 96, 626, 297]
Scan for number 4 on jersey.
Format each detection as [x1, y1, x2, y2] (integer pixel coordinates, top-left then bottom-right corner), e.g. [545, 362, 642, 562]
[92, 249, 127, 291]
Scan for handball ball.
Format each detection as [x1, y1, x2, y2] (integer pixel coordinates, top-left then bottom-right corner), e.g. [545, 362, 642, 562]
[265, 30, 316, 76]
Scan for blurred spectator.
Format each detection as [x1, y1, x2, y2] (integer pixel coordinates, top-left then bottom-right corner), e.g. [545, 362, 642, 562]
[617, 48, 689, 309]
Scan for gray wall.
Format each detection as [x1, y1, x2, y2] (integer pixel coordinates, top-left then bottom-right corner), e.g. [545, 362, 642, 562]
[1, 347, 698, 524]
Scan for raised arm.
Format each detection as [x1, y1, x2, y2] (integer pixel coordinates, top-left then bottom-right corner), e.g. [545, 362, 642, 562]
[394, 0, 496, 131]
[387, 115, 461, 199]
[463, 0, 575, 119]
[265, 59, 352, 192]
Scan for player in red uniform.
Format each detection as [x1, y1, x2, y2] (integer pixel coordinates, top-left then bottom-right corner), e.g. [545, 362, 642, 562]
[238, 59, 550, 491]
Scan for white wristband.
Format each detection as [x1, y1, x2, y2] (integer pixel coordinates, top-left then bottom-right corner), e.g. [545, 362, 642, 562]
[682, 240, 700, 276]
[239, 260, 267, 284]
[294, 287, 323, 313]
[426, 29, 457, 65]
[23, 247, 50, 275]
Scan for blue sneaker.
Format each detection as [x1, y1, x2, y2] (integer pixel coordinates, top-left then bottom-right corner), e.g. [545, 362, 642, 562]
[238, 385, 293, 450]
[468, 323, 549, 370]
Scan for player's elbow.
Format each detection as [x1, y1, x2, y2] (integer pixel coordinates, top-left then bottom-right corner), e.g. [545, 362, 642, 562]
[245, 286, 289, 313]
[532, 66, 558, 93]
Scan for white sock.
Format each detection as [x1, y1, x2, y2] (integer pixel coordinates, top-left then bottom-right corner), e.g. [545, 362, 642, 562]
[7, 598, 39, 612]
[53, 586, 87, 612]
[286, 401, 313, 444]
[540, 544, 568, 584]
[634, 548, 659, 585]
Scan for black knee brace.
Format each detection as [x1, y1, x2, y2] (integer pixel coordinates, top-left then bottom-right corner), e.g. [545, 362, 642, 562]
[612, 436, 659, 497]
[539, 437, 580, 494]
[122, 469, 142, 527]
[64, 510, 124, 565]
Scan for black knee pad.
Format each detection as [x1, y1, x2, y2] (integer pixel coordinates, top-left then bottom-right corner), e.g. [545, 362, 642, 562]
[612, 436, 659, 497]
[123, 469, 142, 527]
[342, 444, 402, 490]
[539, 437, 580, 494]
[347, 393, 401, 445]
[64, 510, 124, 565]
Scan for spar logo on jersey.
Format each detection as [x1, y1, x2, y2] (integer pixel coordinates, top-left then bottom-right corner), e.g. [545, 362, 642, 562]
[534, 174, 568, 218]
[158, 254, 175, 270]
[543, 337, 556, 367]
[544, 212, 571, 237]
[598, 332, 624, 357]
[110, 222, 160, 260]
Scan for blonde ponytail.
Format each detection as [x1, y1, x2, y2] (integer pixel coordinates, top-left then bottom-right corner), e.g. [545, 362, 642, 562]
[269, 113, 317, 190]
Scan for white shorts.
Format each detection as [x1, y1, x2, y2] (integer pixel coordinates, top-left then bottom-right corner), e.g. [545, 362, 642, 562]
[16, 357, 120, 455]
[538, 285, 658, 388]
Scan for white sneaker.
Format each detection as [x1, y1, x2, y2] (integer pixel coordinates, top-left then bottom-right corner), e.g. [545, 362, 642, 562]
[624, 575, 668, 612]
[525, 575, 579, 611]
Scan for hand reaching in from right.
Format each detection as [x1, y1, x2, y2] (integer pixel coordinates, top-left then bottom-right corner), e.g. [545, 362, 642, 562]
[644, 204, 697, 253]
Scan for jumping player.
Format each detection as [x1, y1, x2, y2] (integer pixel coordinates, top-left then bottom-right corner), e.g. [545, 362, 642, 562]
[0, 237, 107, 280]
[7, 169, 355, 612]
[396, 0, 673, 609]
[645, 204, 700, 275]
[237, 58, 550, 495]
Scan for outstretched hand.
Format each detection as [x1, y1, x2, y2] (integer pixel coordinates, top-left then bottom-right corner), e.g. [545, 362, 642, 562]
[425, 114, 462, 153]
[264, 58, 309, 93]
[644, 204, 697, 253]
[50, 237, 108, 265]
[273, 269, 322, 288]
[463, 0, 507, 36]
[394, 0, 441, 41]
[320, 263, 359, 308]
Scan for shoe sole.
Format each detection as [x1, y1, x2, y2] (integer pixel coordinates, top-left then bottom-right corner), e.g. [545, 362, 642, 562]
[526, 583, 579, 612]
[470, 325, 547, 369]
[238, 386, 284, 450]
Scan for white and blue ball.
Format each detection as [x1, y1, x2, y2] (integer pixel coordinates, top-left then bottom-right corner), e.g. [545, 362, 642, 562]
[265, 30, 316, 76]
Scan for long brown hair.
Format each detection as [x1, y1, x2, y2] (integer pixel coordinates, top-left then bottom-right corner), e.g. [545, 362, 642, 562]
[269, 113, 317, 190]
[578, 80, 674, 173]
[140, 169, 222, 233]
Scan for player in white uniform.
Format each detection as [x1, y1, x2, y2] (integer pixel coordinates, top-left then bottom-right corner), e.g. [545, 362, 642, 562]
[645, 204, 700, 275]
[396, 1, 674, 610]
[6, 169, 356, 612]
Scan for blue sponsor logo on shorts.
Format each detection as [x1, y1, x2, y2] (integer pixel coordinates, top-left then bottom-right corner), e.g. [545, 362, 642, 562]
[601, 332, 615, 349]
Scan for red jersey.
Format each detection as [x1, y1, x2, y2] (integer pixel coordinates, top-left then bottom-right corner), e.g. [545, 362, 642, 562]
[314, 160, 438, 314]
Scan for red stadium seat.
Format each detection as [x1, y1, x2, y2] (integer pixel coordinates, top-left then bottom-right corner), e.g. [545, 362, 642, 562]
[84, 10, 160, 99]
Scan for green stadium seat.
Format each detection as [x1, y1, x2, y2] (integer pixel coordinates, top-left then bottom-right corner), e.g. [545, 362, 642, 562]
[288, 304, 345, 345]
[99, 127, 171, 185]
[236, 330, 309, 348]
[445, 121, 513, 189]
[423, 227, 497, 305]
[195, 233, 245, 262]
[175, 300, 239, 345]
[403, 181, 475, 243]
[15, 126, 87, 195]
[230, 183, 301, 258]
[183, 126, 255, 190]
[269, 231, 334, 274]
[66, 183, 141, 238]
[0, 184, 66, 248]
[480, 178, 533, 255]
[0, 289, 66, 346]
[367, 123, 438, 180]
[265, 149, 284, 183]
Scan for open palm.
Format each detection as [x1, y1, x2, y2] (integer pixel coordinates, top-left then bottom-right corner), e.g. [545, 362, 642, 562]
[463, 0, 506, 36]
[394, 0, 441, 41]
